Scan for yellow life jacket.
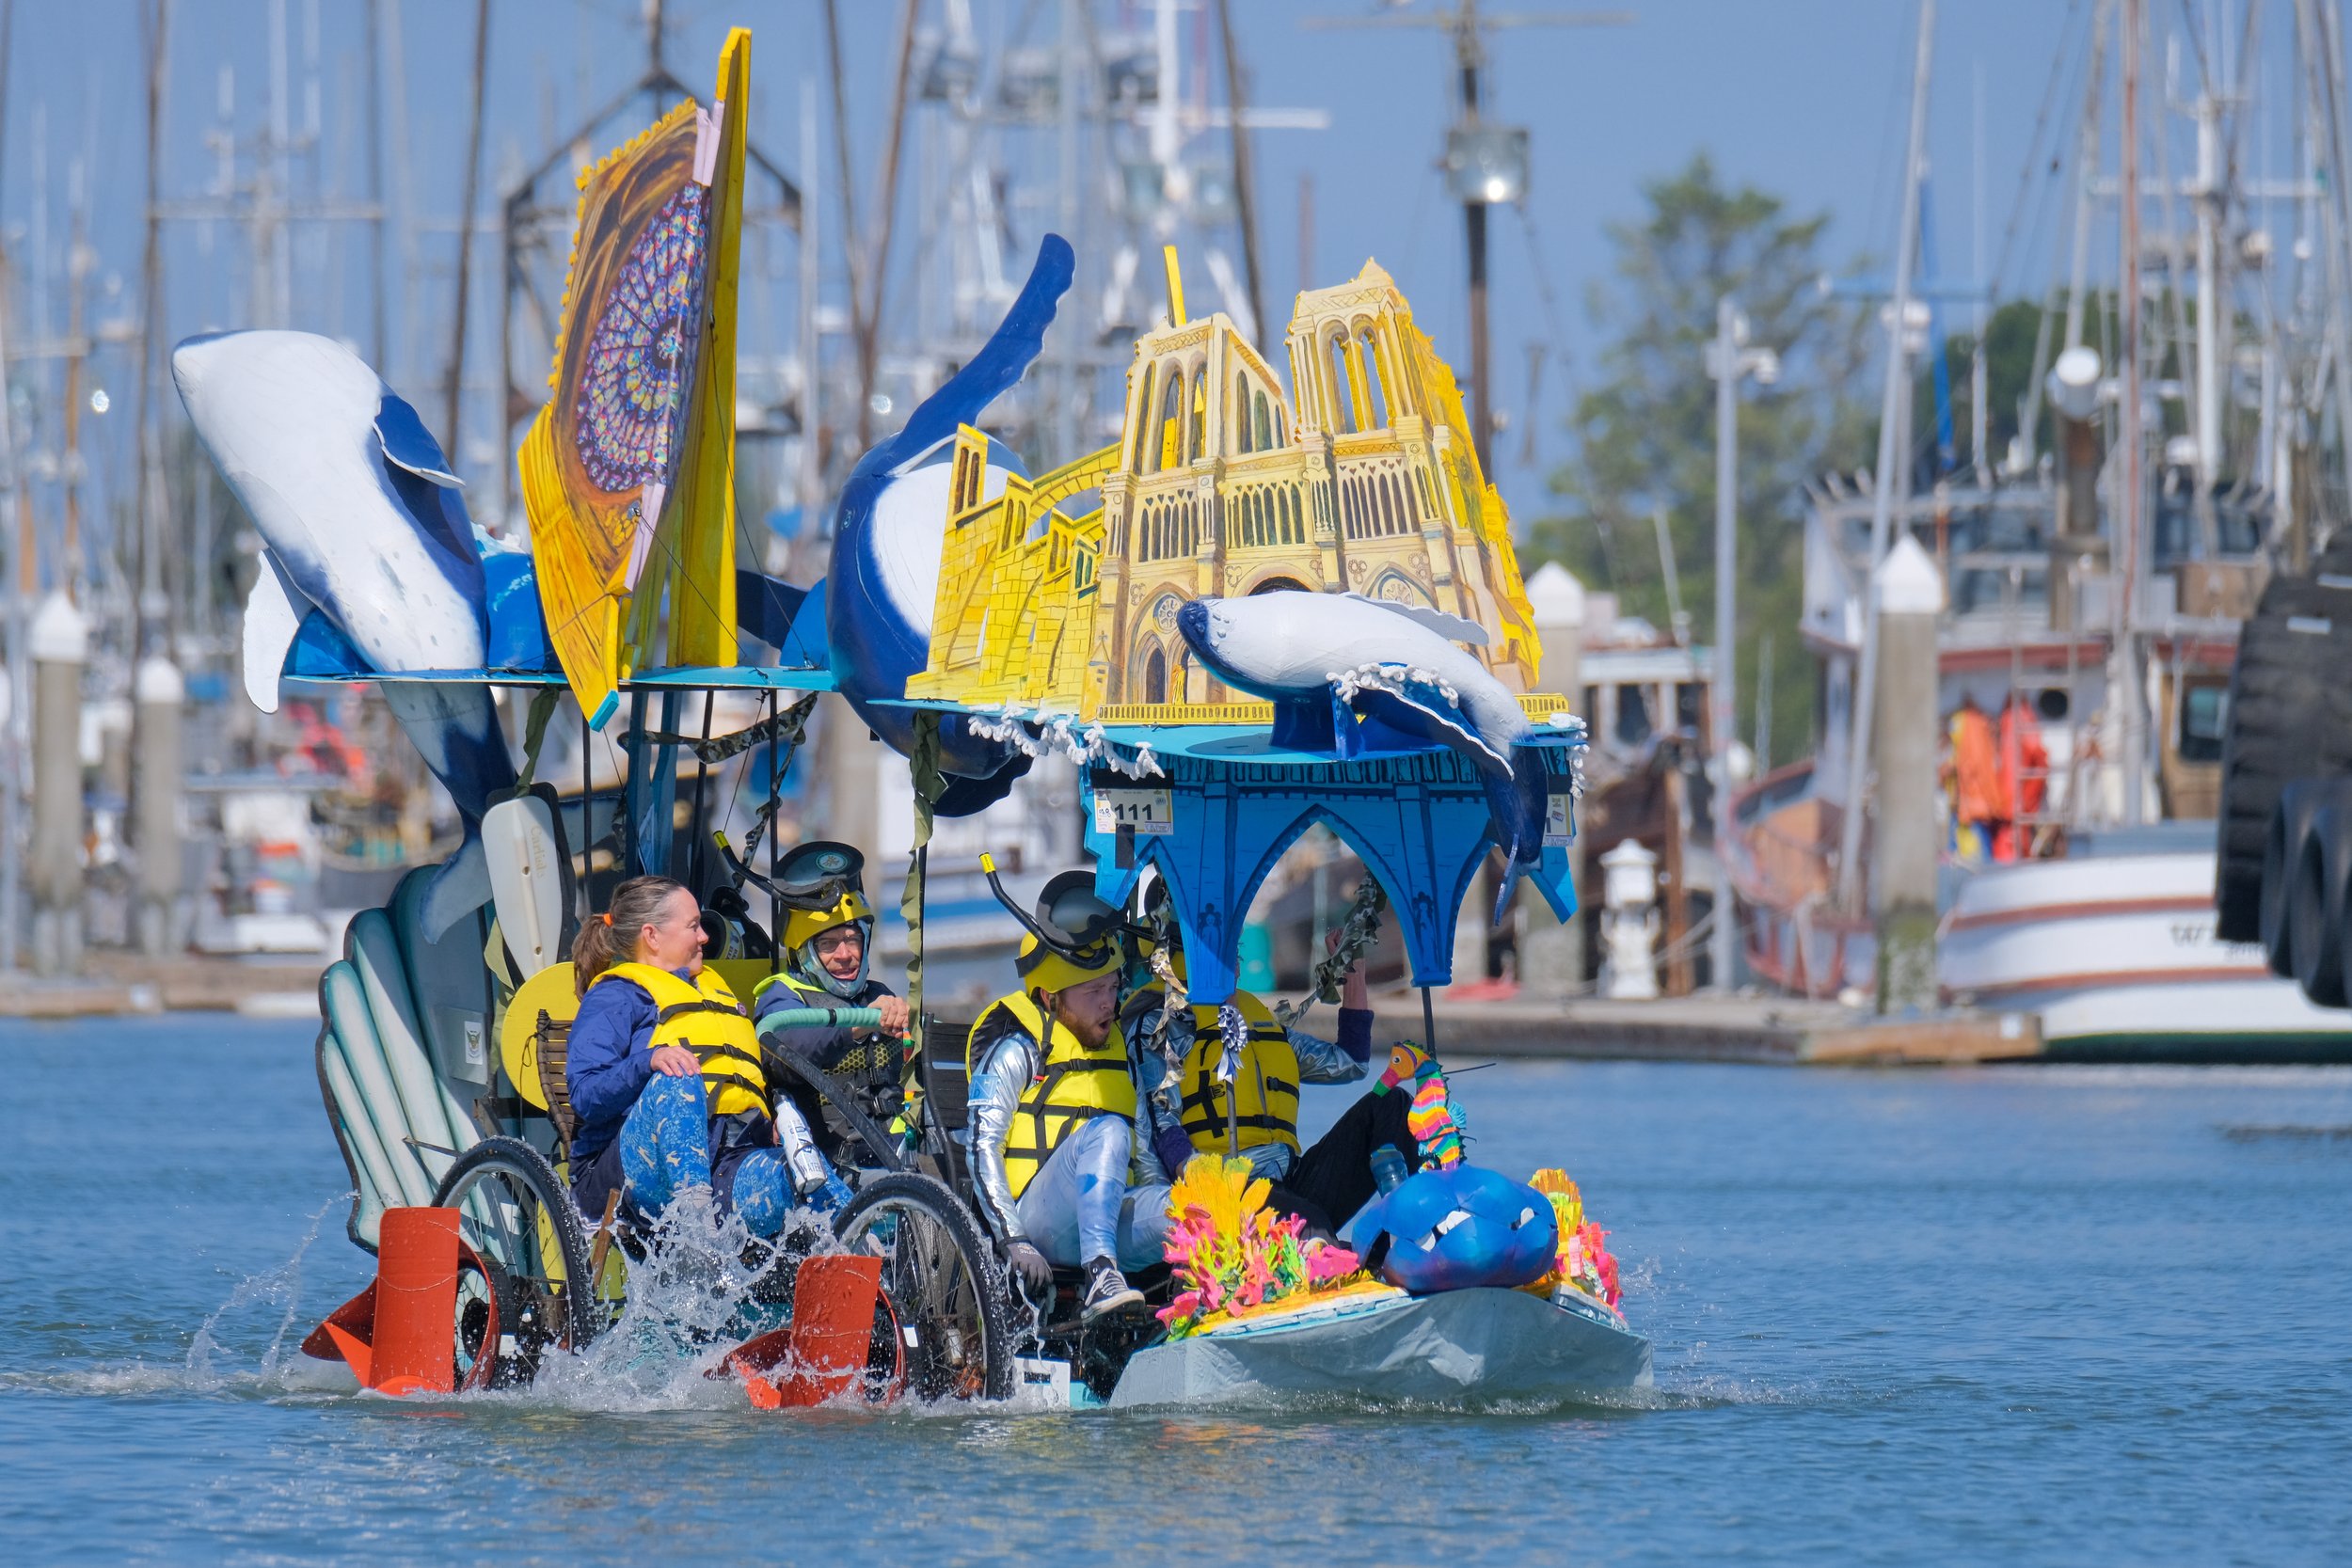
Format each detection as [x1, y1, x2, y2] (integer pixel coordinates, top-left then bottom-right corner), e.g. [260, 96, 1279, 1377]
[750, 970, 826, 1009]
[972, 990, 1136, 1199]
[1172, 990, 1300, 1157]
[593, 962, 771, 1120]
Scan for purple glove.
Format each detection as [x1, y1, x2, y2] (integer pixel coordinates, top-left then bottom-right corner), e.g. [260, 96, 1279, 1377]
[1152, 1119, 1197, 1179]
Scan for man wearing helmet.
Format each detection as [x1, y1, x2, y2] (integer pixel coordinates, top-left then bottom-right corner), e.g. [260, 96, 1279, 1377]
[751, 842, 911, 1163]
[966, 863, 1169, 1322]
[751, 840, 910, 1059]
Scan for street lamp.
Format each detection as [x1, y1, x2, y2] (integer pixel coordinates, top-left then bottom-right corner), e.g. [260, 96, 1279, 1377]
[1704, 296, 1777, 995]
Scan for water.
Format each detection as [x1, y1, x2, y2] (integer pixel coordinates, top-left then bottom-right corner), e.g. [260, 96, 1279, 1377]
[6, 1013, 2350, 1564]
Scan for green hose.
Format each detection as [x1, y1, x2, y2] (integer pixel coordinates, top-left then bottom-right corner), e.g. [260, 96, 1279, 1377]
[755, 1006, 885, 1031]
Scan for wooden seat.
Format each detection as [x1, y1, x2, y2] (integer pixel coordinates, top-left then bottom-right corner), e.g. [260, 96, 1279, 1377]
[533, 1011, 579, 1160]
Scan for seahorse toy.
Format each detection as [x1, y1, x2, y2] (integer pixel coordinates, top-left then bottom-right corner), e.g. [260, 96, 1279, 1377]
[1375, 1040, 1464, 1170]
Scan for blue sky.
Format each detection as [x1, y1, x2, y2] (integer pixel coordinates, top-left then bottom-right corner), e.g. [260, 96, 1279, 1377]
[0, 1, 2278, 557]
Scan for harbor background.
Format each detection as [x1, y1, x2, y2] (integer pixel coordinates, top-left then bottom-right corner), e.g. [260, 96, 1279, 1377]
[5, 1010, 2347, 1564]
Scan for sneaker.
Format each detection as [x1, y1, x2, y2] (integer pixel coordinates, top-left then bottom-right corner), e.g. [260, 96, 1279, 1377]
[1080, 1258, 1144, 1321]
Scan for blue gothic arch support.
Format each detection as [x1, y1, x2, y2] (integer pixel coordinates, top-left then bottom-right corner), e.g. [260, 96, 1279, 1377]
[1081, 735, 1579, 1006]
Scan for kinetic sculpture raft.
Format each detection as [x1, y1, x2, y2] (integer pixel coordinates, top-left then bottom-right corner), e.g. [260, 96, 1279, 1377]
[175, 24, 1648, 1410]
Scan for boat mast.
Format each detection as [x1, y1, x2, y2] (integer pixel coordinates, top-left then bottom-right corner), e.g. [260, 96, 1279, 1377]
[1836, 0, 1935, 912]
[2116, 0, 2146, 826]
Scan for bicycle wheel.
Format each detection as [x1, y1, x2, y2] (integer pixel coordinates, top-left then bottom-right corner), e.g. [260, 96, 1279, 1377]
[832, 1172, 1014, 1402]
[432, 1136, 601, 1382]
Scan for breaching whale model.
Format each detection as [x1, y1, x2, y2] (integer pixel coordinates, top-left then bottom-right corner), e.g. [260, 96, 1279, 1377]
[1176, 590, 1546, 925]
[825, 234, 1079, 815]
[172, 329, 517, 937]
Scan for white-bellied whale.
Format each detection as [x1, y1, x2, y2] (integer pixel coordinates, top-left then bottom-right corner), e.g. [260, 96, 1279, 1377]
[825, 234, 1077, 815]
[172, 329, 516, 937]
[1176, 590, 1548, 925]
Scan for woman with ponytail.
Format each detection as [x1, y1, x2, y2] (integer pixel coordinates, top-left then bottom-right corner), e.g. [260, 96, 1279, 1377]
[564, 875, 851, 1234]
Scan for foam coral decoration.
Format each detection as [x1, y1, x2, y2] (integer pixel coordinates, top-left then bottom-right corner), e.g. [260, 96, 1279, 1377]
[1524, 1167, 1621, 1308]
[1158, 1155, 1365, 1338]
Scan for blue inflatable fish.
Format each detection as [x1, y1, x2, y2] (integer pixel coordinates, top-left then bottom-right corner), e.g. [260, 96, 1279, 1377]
[825, 234, 1076, 815]
[1351, 1164, 1559, 1295]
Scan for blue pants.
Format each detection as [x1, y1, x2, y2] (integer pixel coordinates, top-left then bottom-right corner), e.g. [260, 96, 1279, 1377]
[617, 1074, 826, 1239]
[1012, 1114, 1170, 1272]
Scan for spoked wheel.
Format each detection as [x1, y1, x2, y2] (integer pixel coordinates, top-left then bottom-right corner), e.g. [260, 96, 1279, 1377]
[432, 1137, 600, 1383]
[832, 1172, 1014, 1402]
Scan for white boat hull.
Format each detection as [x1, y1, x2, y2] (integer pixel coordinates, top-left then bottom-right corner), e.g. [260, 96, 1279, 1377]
[1942, 850, 2350, 1051]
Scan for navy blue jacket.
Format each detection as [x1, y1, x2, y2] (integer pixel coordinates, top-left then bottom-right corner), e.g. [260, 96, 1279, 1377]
[564, 973, 668, 1164]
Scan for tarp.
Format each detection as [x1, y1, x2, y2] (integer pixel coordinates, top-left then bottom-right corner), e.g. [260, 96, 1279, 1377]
[1107, 1285, 1651, 1409]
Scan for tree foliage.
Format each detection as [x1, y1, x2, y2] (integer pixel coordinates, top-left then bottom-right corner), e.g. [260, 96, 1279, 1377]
[1528, 154, 1870, 768]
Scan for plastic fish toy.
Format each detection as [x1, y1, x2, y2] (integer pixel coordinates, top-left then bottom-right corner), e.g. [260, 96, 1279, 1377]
[1351, 1164, 1558, 1295]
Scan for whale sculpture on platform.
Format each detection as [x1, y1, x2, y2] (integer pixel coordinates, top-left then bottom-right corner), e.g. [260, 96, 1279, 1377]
[825, 234, 1078, 815]
[1176, 590, 1547, 926]
[172, 328, 516, 937]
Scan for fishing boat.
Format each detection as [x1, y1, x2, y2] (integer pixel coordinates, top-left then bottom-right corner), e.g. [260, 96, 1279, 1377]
[173, 26, 1646, 1413]
[1725, 1, 2352, 1059]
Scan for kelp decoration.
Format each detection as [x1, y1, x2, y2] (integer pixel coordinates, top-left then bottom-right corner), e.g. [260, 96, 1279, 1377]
[1525, 1168, 1621, 1309]
[1159, 1156, 1362, 1339]
[519, 30, 749, 729]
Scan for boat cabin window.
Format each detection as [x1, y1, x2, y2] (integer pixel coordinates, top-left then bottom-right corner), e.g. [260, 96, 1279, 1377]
[2178, 680, 2228, 764]
[2037, 687, 2070, 722]
[1615, 685, 1654, 747]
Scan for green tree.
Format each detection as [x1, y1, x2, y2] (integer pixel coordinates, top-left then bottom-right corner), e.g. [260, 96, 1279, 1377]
[1527, 153, 1868, 769]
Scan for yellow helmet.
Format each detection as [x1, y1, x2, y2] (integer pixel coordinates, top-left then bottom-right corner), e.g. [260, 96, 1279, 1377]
[1016, 930, 1121, 996]
[782, 888, 875, 954]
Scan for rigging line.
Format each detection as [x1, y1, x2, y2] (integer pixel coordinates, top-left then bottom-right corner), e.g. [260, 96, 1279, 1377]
[1991, 0, 2094, 293]
[2177, 0, 2215, 94]
[2219, 1, 2268, 226]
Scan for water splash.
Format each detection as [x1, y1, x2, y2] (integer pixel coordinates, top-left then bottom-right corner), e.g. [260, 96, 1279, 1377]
[518, 1191, 850, 1415]
[183, 1193, 345, 1391]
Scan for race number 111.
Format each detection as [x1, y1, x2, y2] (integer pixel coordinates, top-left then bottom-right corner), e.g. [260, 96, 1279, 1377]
[1095, 788, 1174, 835]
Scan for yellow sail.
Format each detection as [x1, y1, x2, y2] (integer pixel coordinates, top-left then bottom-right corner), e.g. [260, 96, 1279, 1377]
[662, 27, 749, 673]
[519, 32, 748, 726]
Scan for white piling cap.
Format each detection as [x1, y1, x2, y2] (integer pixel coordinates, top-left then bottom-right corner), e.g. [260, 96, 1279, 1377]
[2046, 345, 2102, 421]
[135, 655, 185, 705]
[1876, 534, 1946, 615]
[1525, 561, 1586, 628]
[29, 591, 87, 663]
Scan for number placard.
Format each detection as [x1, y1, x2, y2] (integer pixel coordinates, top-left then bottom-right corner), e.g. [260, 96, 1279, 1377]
[1543, 794, 1575, 847]
[1095, 788, 1174, 836]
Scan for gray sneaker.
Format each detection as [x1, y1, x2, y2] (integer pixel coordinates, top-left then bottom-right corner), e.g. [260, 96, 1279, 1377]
[1079, 1258, 1144, 1320]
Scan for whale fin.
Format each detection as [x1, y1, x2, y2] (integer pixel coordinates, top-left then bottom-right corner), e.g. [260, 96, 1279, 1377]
[419, 832, 493, 942]
[1351, 679, 1512, 770]
[932, 753, 1034, 817]
[735, 568, 816, 657]
[1341, 593, 1490, 646]
[243, 554, 310, 714]
[375, 391, 464, 487]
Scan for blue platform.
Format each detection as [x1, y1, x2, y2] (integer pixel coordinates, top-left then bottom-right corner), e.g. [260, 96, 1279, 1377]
[1074, 722, 1581, 1006]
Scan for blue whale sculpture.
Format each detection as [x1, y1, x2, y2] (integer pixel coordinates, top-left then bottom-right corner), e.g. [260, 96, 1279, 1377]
[1177, 590, 1549, 926]
[825, 234, 1078, 815]
[173, 329, 517, 938]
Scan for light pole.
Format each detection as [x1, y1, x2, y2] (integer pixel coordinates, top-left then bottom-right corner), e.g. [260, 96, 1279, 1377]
[1705, 296, 1776, 994]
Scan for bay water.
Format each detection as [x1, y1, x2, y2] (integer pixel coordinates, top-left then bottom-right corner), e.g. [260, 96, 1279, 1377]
[4, 1013, 2347, 1564]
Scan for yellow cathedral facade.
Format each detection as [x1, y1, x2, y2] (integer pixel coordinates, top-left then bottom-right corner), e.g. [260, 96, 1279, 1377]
[906, 252, 1542, 722]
